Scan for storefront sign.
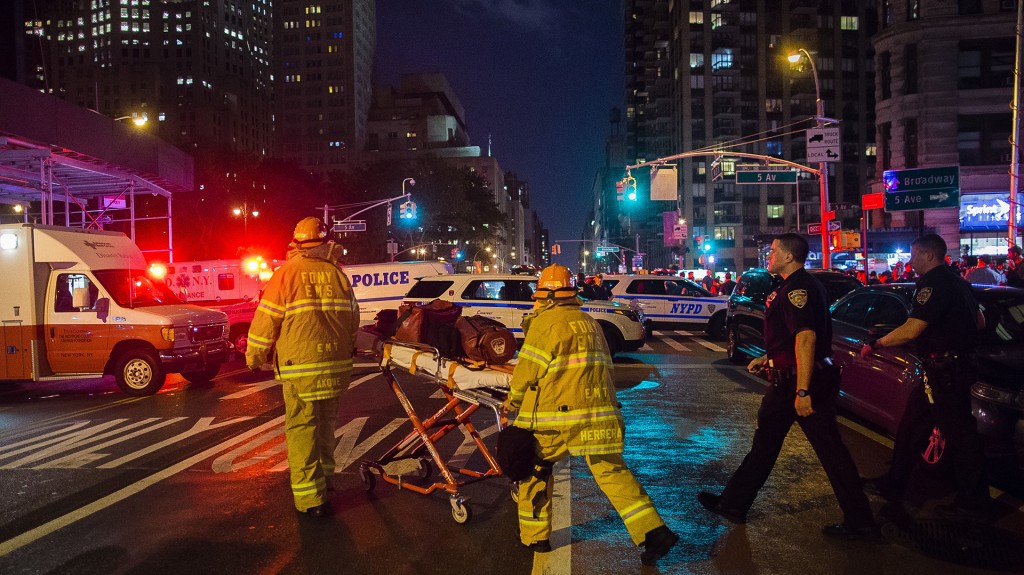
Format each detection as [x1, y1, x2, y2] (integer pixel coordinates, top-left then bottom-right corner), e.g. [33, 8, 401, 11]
[959, 192, 1023, 231]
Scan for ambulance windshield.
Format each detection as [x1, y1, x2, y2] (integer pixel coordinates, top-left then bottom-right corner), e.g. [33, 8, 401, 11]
[93, 269, 183, 308]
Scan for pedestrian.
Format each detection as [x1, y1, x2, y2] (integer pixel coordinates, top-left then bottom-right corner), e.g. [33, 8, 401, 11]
[592, 273, 612, 300]
[964, 255, 1002, 286]
[860, 233, 991, 522]
[246, 217, 360, 518]
[1006, 245, 1024, 288]
[687, 271, 696, 282]
[720, 272, 737, 296]
[879, 270, 892, 284]
[868, 271, 880, 285]
[701, 270, 715, 292]
[505, 264, 678, 566]
[697, 233, 878, 540]
[576, 272, 597, 299]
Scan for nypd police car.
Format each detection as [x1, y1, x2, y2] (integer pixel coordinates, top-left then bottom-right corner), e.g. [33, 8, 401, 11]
[600, 274, 729, 339]
[403, 274, 646, 356]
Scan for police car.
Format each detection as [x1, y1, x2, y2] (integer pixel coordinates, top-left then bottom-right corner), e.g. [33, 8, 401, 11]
[402, 274, 646, 356]
[600, 274, 729, 339]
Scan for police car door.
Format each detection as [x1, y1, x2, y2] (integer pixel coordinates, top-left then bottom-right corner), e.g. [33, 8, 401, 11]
[621, 279, 668, 321]
[460, 279, 515, 329]
[664, 279, 719, 326]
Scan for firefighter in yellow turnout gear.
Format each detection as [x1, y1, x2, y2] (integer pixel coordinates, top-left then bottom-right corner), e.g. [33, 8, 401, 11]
[246, 217, 360, 517]
[506, 264, 678, 566]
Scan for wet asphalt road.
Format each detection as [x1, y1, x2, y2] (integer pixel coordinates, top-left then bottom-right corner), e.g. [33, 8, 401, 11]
[0, 330, 1022, 575]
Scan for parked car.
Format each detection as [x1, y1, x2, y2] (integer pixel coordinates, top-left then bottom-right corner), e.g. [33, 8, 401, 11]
[600, 274, 729, 338]
[830, 284, 1024, 475]
[402, 274, 646, 356]
[725, 268, 862, 362]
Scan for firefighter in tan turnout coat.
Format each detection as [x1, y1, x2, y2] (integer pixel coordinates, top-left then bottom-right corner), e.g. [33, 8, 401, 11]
[246, 217, 360, 517]
[506, 264, 677, 566]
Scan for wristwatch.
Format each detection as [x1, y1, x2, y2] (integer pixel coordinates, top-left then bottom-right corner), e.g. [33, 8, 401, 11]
[797, 389, 810, 398]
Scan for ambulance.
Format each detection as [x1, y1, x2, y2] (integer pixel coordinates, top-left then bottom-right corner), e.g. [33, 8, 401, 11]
[220, 260, 453, 355]
[0, 224, 230, 396]
[150, 256, 277, 305]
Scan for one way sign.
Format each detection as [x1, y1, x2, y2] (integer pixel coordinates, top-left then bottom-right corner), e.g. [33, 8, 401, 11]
[806, 127, 842, 163]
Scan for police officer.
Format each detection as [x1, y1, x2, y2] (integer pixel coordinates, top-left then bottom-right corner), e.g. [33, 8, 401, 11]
[698, 233, 877, 540]
[860, 233, 990, 522]
[246, 217, 360, 518]
[505, 264, 678, 566]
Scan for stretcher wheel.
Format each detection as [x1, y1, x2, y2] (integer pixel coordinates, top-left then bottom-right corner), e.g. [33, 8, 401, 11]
[450, 498, 472, 524]
[417, 458, 434, 482]
[359, 465, 376, 493]
[510, 483, 520, 503]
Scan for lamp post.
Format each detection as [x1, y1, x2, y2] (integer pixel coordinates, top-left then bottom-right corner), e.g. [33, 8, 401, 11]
[402, 177, 416, 196]
[789, 48, 831, 269]
[583, 250, 590, 274]
[232, 203, 260, 236]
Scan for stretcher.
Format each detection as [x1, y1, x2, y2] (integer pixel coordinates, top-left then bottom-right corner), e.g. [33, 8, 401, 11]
[358, 340, 514, 523]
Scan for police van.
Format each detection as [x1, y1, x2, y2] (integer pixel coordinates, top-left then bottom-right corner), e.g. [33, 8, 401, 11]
[403, 274, 646, 356]
[222, 260, 453, 355]
[600, 274, 729, 339]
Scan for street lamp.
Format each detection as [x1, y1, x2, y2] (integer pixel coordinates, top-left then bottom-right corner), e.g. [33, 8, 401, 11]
[583, 250, 590, 274]
[114, 113, 148, 127]
[402, 177, 416, 195]
[789, 48, 831, 269]
[232, 203, 260, 235]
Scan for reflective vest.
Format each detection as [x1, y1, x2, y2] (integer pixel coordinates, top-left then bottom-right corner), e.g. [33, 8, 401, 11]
[246, 243, 360, 401]
[509, 300, 624, 455]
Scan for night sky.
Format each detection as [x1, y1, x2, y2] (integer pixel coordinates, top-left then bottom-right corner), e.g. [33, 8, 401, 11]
[375, 1, 625, 264]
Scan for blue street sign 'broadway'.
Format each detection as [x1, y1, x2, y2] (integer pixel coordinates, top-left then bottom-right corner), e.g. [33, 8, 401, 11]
[882, 166, 960, 211]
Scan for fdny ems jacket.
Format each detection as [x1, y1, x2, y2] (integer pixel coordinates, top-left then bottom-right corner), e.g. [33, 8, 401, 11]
[508, 299, 624, 455]
[246, 242, 360, 401]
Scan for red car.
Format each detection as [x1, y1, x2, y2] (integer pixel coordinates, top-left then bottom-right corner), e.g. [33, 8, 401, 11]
[831, 284, 1024, 478]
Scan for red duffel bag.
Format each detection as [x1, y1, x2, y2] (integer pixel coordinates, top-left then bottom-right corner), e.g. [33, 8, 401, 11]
[455, 315, 517, 365]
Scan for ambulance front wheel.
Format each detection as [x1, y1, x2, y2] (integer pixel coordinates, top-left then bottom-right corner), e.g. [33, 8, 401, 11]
[113, 349, 166, 396]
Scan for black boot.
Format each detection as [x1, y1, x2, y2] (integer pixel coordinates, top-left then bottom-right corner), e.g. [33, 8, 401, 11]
[640, 525, 678, 566]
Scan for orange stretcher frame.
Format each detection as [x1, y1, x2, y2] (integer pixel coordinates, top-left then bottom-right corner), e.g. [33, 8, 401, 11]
[358, 340, 510, 524]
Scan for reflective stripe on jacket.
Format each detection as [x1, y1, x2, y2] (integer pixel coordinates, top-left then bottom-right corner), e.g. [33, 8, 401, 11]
[510, 300, 624, 455]
[246, 242, 360, 401]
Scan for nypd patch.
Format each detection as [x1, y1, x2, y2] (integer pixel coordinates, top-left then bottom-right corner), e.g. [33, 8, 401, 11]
[788, 289, 808, 309]
[916, 287, 933, 305]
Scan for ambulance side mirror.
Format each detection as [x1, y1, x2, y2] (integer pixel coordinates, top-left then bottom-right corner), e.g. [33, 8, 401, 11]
[95, 298, 110, 322]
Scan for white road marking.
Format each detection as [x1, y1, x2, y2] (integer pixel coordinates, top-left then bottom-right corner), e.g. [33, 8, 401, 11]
[219, 380, 279, 400]
[659, 335, 691, 353]
[0, 415, 286, 557]
[532, 458, 571, 575]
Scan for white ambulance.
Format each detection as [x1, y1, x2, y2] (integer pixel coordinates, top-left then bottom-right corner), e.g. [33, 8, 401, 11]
[221, 260, 453, 355]
[0, 224, 230, 396]
[151, 256, 278, 305]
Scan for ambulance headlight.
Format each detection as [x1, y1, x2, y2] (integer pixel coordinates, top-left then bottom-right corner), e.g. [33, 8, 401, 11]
[0, 232, 18, 250]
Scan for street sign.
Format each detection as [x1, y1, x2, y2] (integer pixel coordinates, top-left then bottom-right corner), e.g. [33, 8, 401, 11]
[862, 192, 885, 210]
[736, 170, 798, 184]
[596, 245, 620, 253]
[632, 255, 644, 269]
[807, 221, 841, 235]
[832, 203, 857, 211]
[333, 220, 366, 233]
[882, 166, 960, 211]
[806, 127, 842, 162]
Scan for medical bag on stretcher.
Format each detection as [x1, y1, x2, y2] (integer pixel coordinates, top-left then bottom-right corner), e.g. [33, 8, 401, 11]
[358, 340, 518, 523]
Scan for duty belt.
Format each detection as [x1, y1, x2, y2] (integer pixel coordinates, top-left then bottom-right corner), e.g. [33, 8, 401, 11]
[764, 357, 833, 384]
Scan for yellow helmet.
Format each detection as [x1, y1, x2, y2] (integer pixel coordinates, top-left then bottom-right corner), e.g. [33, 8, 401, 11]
[533, 264, 577, 300]
[293, 217, 328, 245]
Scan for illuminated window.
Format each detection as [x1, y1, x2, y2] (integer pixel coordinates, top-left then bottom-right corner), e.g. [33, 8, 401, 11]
[865, 144, 877, 156]
[690, 53, 703, 68]
[766, 205, 784, 219]
[689, 11, 703, 24]
[840, 16, 858, 30]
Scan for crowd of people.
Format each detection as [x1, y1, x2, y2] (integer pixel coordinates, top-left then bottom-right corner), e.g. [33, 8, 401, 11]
[860, 246, 1024, 288]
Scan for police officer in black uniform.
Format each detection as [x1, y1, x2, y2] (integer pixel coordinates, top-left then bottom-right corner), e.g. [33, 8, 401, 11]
[698, 233, 877, 540]
[860, 233, 990, 521]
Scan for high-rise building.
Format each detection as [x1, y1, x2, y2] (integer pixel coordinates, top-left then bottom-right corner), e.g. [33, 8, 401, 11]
[274, 0, 375, 173]
[873, 0, 1019, 257]
[19, 0, 274, 156]
[622, 1, 878, 271]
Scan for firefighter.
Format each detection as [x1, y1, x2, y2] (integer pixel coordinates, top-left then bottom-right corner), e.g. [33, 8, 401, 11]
[246, 217, 360, 518]
[505, 264, 678, 566]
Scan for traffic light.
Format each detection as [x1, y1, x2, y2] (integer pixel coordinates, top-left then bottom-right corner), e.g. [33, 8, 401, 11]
[626, 176, 637, 201]
[702, 238, 713, 252]
[615, 179, 625, 201]
[454, 250, 464, 260]
[694, 235, 702, 248]
[399, 200, 417, 219]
